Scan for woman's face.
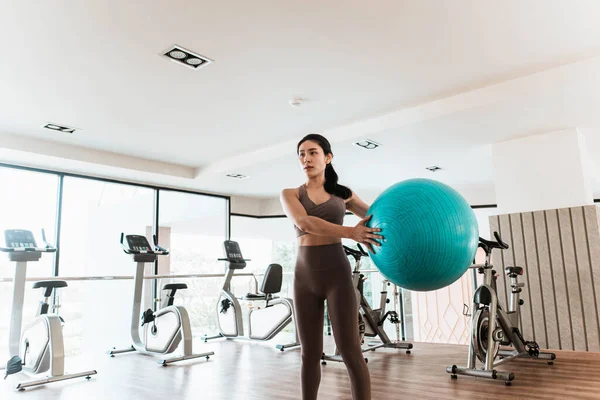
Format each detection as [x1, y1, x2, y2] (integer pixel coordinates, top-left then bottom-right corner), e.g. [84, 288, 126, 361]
[298, 140, 332, 178]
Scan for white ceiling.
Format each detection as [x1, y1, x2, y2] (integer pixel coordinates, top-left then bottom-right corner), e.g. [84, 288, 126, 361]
[2, 1, 600, 201]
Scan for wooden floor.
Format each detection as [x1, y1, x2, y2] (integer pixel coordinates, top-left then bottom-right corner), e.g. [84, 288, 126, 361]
[2, 336, 600, 399]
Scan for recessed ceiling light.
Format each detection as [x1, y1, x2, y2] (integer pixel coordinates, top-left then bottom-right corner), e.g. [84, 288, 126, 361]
[226, 173, 249, 180]
[353, 139, 381, 150]
[169, 50, 186, 59]
[186, 58, 203, 65]
[43, 122, 77, 134]
[426, 166, 442, 172]
[162, 45, 213, 70]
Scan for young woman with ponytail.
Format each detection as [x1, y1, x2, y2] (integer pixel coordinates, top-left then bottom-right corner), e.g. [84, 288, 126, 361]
[280, 134, 383, 400]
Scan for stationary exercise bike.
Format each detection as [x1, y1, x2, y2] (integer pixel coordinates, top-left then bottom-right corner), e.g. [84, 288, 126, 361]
[447, 232, 556, 385]
[321, 244, 413, 364]
[203, 240, 300, 351]
[109, 233, 214, 365]
[2, 229, 97, 391]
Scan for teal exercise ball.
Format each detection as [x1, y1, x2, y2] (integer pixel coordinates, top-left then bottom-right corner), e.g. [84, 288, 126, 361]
[366, 179, 478, 292]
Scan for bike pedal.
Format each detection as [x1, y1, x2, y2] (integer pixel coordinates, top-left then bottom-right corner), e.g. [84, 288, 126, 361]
[462, 304, 471, 317]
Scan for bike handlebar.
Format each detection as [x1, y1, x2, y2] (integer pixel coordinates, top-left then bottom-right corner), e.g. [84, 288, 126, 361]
[493, 231, 509, 249]
[343, 243, 369, 259]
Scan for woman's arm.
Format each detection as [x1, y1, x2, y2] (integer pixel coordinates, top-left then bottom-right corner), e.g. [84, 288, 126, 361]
[345, 191, 370, 219]
[280, 188, 353, 238]
[280, 188, 382, 248]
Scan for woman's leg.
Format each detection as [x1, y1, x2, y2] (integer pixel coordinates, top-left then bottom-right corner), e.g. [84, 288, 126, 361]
[294, 277, 325, 400]
[326, 276, 371, 400]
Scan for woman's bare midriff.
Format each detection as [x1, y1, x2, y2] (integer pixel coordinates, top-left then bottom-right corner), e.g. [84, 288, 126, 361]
[298, 234, 341, 247]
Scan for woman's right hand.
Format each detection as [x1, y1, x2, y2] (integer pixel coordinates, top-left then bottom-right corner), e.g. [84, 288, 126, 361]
[351, 215, 383, 253]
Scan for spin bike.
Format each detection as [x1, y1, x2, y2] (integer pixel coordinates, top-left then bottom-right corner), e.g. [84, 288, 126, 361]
[447, 232, 556, 385]
[2, 229, 97, 391]
[109, 234, 214, 365]
[321, 244, 413, 364]
[203, 240, 300, 351]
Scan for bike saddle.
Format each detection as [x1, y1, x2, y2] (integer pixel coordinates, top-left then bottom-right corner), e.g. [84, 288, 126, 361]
[163, 283, 187, 290]
[244, 293, 267, 300]
[505, 266, 523, 276]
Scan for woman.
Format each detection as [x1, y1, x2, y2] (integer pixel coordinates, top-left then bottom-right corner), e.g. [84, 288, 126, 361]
[280, 134, 383, 400]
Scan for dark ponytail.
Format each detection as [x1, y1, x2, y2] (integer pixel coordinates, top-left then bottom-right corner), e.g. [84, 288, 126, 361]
[297, 134, 353, 200]
[324, 163, 352, 199]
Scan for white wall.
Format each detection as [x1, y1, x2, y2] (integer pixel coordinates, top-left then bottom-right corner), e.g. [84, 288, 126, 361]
[493, 128, 594, 214]
[260, 197, 285, 215]
[0, 133, 195, 178]
[230, 196, 262, 215]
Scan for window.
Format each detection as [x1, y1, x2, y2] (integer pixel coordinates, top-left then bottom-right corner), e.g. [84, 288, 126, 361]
[0, 165, 232, 359]
[58, 177, 155, 355]
[0, 167, 59, 360]
[230, 216, 297, 296]
[229, 216, 298, 338]
[157, 190, 228, 336]
[0, 168, 58, 278]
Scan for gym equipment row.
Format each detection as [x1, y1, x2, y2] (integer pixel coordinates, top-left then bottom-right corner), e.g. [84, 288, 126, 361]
[1, 228, 556, 392]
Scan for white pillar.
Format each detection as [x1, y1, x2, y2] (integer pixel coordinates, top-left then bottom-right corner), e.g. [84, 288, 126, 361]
[492, 128, 594, 214]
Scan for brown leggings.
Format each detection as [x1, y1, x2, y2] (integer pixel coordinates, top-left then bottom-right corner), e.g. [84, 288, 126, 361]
[294, 243, 371, 400]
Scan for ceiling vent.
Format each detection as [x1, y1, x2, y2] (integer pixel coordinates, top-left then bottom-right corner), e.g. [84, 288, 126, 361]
[43, 123, 77, 134]
[226, 173, 249, 180]
[353, 139, 381, 150]
[162, 45, 213, 70]
[426, 166, 442, 172]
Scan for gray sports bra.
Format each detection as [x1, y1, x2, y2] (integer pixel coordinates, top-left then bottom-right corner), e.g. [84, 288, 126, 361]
[294, 185, 346, 237]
